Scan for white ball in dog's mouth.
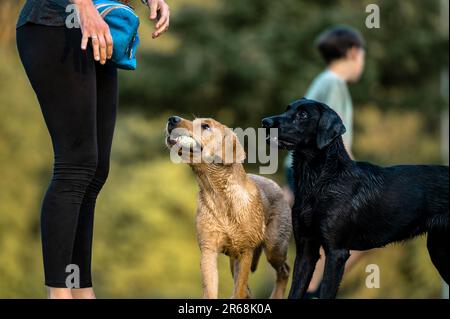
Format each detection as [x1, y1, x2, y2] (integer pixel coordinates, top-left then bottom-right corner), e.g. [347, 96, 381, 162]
[176, 135, 197, 148]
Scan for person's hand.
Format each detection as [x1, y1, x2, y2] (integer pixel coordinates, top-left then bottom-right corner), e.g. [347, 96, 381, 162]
[74, 0, 113, 64]
[148, 0, 170, 39]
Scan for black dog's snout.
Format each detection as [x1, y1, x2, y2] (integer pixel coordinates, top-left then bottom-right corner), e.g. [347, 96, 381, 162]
[167, 116, 181, 132]
[262, 117, 276, 128]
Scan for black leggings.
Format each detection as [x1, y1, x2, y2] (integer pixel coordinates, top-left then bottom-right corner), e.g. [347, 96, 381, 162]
[17, 23, 118, 288]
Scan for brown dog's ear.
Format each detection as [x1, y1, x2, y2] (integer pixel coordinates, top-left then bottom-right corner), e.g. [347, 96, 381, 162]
[316, 104, 346, 149]
[220, 130, 246, 164]
[233, 135, 246, 164]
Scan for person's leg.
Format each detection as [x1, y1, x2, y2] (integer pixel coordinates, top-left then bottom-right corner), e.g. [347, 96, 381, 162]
[306, 247, 325, 296]
[307, 249, 364, 298]
[47, 288, 73, 299]
[17, 23, 98, 298]
[71, 62, 118, 299]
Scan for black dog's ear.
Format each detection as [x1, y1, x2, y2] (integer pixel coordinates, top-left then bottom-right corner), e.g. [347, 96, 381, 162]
[316, 104, 346, 149]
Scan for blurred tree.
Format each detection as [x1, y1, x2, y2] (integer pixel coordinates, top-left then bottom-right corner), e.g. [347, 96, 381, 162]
[0, 1, 24, 47]
[123, 0, 448, 128]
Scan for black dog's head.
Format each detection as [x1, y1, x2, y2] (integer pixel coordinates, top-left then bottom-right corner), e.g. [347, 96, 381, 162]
[262, 98, 346, 150]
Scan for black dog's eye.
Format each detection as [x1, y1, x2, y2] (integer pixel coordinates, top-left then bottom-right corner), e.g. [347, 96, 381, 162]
[201, 123, 211, 130]
[297, 111, 308, 120]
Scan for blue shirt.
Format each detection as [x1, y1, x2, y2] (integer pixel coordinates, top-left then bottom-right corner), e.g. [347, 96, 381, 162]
[305, 70, 353, 149]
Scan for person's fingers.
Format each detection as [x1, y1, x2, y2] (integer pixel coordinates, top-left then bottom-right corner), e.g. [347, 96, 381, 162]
[156, 3, 169, 29]
[98, 34, 107, 64]
[155, 14, 167, 31]
[149, 0, 158, 20]
[153, 7, 170, 38]
[105, 32, 113, 59]
[81, 31, 90, 50]
[153, 20, 169, 38]
[153, 18, 168, 37]
[91, 35, 100, 61]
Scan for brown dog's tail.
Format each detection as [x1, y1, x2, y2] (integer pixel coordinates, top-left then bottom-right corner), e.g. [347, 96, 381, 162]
[251, 245, 263, 272]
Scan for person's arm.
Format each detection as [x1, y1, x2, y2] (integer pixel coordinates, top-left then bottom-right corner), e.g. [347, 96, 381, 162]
[72, 0, 170, 66]
[141, 0, 170, 39]
[72, 0, 114, 65]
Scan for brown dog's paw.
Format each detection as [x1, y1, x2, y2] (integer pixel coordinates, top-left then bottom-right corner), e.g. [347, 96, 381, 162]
[230, 286, 252, 299]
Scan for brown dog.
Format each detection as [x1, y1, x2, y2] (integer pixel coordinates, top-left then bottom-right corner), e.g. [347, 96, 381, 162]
[165, 116, 291, 299]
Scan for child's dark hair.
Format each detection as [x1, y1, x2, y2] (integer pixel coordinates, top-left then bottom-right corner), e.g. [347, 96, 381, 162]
[315, 26, 365, 64]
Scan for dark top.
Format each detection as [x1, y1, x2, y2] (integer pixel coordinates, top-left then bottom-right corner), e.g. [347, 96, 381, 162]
[17, 0, 71, 29]
[16, 0, 144, 29]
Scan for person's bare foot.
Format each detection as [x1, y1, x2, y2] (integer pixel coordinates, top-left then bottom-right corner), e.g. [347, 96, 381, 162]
[47, 288, 73, 299]
[72, 288, 96, 299]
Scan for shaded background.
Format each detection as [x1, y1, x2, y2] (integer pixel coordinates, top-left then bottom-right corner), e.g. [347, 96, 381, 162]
[0, 0, 448, 298]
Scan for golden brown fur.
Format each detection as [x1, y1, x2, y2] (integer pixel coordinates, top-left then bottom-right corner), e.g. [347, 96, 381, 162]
[165, 117, 291, 299]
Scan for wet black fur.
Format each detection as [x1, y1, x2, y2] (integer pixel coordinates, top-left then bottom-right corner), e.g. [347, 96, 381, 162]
[262, 98, 449, 299]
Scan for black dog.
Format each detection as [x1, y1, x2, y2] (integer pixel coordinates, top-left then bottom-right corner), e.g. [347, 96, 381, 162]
[262, 98, 449, 299]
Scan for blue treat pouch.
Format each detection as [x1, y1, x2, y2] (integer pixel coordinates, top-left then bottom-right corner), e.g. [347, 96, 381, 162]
[93, 0, 140, 70]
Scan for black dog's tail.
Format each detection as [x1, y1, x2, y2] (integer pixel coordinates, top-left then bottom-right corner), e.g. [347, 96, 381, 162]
[251, 245, 263, 272]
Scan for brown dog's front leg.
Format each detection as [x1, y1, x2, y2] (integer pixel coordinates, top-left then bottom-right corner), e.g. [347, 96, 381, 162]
[200, 249, 219, 299]
[232, 250, 253, 299]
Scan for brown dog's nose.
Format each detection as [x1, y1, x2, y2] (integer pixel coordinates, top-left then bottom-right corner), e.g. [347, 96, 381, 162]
[167, 116, 181, 132]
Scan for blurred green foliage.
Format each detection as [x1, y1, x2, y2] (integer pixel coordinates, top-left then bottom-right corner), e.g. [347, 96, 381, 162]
[0, 0, 448, 298]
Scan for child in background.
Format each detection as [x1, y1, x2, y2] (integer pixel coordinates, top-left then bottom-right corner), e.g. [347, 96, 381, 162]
[284, 25, 366, 297]
[307, 25, 365, 153]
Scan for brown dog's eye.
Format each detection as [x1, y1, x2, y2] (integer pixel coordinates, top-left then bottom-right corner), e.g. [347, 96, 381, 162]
[201, 123, 211, 130]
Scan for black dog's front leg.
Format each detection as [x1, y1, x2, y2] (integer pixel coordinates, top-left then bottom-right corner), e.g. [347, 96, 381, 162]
[288, 237, 320, 299]
[319, 249, 349, 299]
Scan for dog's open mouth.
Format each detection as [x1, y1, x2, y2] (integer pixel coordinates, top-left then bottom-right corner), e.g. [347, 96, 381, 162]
[266, 135, 295, 148]
[166, 134, 202, 153]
